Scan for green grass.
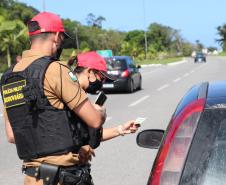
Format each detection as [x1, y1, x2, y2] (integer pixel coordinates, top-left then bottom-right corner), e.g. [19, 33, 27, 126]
[135, 57, 184, 65]
[218, 52, 226, 56]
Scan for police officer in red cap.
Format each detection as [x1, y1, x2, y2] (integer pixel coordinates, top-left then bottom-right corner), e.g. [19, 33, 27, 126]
[72, 51, 139, 142]
[1, 12, 106, 185]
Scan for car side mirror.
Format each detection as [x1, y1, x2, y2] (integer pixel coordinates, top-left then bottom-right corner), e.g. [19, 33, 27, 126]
[137, 65, 141, 69]
[136, 129, 164, 149]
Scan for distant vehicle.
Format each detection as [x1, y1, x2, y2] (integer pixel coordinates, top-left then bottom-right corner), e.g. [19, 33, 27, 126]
[102, 56, 142, 93]
[137, 81, 226, 185]
[194, 52, 206, 63]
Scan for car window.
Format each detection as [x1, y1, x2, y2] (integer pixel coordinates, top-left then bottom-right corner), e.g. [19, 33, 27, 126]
[180, 109, 226, 185]
[200, 120, 226, 185]
[127, 58, 136, 68]
[105, 58, 127, 71]
[196, 53, 204, 57]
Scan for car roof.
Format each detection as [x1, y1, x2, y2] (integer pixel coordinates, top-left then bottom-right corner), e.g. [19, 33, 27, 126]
[172, 81, 226, 118]
[207, 81, 226, 98]
[206, 81, 226, 107]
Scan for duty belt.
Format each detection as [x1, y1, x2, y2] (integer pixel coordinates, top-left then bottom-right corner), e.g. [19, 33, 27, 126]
[22, 163, 93, 185]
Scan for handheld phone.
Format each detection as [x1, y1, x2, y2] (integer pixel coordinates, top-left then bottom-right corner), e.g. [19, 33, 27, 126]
[95, 91, 107, 105]
[135, 117, 146, 127]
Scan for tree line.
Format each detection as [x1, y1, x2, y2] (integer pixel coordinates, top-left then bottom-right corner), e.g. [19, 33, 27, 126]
[0, 0, 223, 72]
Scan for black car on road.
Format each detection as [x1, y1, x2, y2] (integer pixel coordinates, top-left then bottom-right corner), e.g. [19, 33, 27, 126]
[102, 56, 142, 93]
[194, 52, 206, 63]
[137, 81, 226, 185]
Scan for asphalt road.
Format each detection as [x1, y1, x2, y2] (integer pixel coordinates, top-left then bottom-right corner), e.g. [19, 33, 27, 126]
[0, 56, 225, 185]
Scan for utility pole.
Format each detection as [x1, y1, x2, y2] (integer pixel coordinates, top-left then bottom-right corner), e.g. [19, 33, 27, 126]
[75, 27, 80, 52]
[142, 0, 148, 59]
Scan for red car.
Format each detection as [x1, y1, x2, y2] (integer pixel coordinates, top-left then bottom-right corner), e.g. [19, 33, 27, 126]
[137, 81, 226, 185]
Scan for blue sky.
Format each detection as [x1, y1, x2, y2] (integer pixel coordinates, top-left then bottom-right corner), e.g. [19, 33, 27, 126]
[18, 0, 226, 48]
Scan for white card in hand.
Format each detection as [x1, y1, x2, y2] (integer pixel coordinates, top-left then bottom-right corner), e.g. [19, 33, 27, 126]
[135, 117, 146, 124]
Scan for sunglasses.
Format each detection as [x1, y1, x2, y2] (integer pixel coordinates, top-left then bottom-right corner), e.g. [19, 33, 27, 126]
[94, 70, 106, 82]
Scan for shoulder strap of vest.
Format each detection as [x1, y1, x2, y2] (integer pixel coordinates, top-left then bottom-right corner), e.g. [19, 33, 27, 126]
[25, 56, 55, 78]
[25, 56, 55, 94]
[22, 56, 57, 110]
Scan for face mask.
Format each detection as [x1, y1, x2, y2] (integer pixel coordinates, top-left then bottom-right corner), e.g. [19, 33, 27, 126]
[86, 79, 103, 94]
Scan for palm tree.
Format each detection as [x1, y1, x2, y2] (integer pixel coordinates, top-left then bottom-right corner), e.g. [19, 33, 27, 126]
[0, 20, 27, 67]
[94, 16, 106, 28]
[86, 13, 106, 28]
[216, 25, 226, 51]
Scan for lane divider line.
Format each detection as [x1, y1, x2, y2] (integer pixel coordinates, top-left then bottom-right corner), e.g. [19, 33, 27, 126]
[173, 78, 181, 83]
[129, 95, 150, 107]
[157, 84, 169, 91]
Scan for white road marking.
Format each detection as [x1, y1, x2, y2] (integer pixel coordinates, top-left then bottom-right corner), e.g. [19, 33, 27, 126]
[190, 70, 195, 73]
[157, 84, 169, 91]
[129, 95, 150, 107]
[183, 73, 189, 77]
[106, 117, 112, 122]
[173, 78, 181, 83]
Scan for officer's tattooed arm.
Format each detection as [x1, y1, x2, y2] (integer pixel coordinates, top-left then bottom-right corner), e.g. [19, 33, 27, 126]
[4, 109, 15, 143]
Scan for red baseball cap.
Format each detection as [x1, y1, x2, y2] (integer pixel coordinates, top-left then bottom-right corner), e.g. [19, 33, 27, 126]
[77, 51, 116, 81]
[28, 12, 71, 38]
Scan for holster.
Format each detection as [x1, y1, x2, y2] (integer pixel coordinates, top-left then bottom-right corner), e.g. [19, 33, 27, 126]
[59, 165, 93, 185]
[39, 163, 59, 185]
[22, 163, 59, 185]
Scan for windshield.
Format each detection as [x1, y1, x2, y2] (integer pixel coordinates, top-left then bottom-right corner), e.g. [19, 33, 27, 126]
[180, 109, 226, 185]
[196, 53, 204, 57]
[105, 58, 127, 71]
[199, 118, 226, 185]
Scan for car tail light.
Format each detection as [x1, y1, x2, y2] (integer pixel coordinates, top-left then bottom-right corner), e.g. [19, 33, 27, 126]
[121, 70, 129, 77]
[149, 98, 205, 185]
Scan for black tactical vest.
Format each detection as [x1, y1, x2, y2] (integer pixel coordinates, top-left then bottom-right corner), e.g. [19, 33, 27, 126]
[0, 57, 83, 160]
